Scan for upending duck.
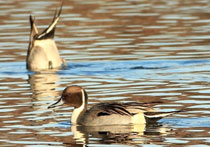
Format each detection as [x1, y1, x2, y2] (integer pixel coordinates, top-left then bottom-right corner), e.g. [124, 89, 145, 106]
[26, 6, 65, 71]
[48, 86, 180, 126]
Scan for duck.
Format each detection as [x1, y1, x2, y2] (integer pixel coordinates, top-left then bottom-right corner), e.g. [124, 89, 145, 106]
[26, 5, 65, 71]
[48, 85, 180, 126]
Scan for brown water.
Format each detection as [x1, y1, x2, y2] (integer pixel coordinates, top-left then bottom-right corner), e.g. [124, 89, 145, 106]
[0, 0, 210, 146]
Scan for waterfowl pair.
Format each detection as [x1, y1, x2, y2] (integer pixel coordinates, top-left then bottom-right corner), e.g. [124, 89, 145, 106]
[27, 6, 65, 71]
[48, 85, 180, 126]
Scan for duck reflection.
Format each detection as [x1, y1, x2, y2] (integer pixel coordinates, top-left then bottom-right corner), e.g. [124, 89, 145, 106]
[28, 71, 60, 110]
[71, 123, 170, 145]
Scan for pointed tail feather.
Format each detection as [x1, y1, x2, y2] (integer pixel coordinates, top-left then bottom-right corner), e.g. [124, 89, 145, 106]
[144, 110, 182, 123]
[29, 15, 38, 36]
[36, 4, 63, 40]
[28, 15, 38, 52]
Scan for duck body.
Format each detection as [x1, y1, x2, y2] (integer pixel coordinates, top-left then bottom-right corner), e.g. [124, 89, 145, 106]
[76, 102, 146, 126]
[48, 86, 180, 126]
[27, 39, 63, 70]
[26, 5, 65, 71]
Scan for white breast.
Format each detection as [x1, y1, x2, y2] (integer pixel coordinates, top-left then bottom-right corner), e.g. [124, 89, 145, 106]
[28, 39, 62, 70]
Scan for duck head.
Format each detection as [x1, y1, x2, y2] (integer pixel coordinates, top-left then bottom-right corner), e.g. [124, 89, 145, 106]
[48, 85, 88, 109]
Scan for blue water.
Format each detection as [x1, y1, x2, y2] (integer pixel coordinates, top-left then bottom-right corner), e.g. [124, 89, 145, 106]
[160, 117, 210, 128]
[1, 59, 210, 78]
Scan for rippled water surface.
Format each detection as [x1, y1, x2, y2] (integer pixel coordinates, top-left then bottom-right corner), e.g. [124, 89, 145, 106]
[1, 0, 210, 146]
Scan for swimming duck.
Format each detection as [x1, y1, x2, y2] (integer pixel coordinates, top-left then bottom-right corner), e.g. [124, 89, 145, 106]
[48, 85, 180, 126]
[26, 6, 65, 71]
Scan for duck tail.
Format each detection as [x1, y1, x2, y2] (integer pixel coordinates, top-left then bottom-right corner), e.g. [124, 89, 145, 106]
[27, 15, 39, 64]
[35, 4, 63, 40]
[144, 110, 183, 123]
[29, 15, 38, 39]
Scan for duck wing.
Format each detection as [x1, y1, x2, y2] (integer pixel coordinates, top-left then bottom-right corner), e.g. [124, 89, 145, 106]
[94, 103, 132, 116]
[93, 102, 161, 116]
[122, 101, 162, 113]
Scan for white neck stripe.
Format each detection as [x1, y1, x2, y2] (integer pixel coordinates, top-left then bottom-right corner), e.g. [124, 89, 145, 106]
[71, 89, 86, 124]
[81, 89, 86, 105]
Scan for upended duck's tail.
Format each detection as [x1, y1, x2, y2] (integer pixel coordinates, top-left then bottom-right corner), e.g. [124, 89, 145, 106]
[35, 3, 63, 40]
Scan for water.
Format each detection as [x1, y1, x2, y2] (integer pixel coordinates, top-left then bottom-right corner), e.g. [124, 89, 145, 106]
[0, 0, 210, 146]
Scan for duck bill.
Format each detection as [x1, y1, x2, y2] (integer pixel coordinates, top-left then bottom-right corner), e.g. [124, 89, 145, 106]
[48, 97, 64, 109]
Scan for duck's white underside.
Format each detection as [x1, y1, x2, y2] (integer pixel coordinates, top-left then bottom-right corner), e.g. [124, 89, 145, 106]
[27, 39, 62, 70]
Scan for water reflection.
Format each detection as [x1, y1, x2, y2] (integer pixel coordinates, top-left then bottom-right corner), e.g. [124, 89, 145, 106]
[71, 123, 171, 145]
[28, 71, 60, 110]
